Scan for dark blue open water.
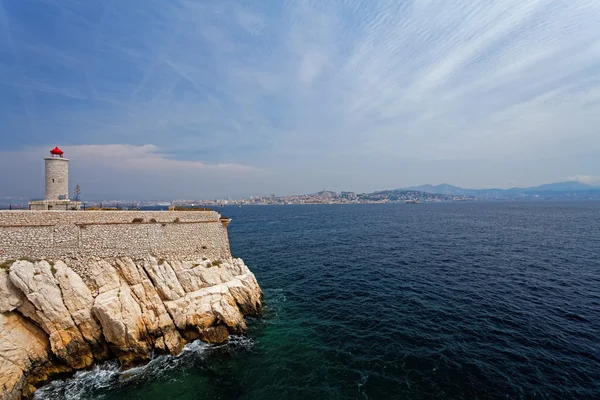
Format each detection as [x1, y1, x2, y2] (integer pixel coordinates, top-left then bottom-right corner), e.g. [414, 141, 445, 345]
[37, 202, 600, 399]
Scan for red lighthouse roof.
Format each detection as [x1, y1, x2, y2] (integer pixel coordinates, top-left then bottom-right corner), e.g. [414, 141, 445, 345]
[50, 146, 64, 157]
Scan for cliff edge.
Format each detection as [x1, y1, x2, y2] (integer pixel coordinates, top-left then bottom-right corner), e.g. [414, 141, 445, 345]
[0, 256, 262, 399]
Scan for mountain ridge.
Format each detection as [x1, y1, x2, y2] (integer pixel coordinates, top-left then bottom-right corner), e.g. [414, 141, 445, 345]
[403, 181, 600, 198]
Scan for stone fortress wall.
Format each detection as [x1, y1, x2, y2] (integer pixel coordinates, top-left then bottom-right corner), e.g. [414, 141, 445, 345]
[0, 210, 232, 262]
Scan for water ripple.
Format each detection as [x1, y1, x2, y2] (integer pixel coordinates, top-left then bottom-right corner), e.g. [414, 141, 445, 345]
[38, 202, 600, 399]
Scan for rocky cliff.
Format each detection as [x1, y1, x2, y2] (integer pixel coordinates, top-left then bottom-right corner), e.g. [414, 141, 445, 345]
[0, 256, 262, 399]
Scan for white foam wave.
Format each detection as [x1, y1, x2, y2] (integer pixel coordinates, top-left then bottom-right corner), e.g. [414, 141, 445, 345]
[228, 335, 256, 350]
[34, 361, 120, 400]
[34, 336, 252, 400]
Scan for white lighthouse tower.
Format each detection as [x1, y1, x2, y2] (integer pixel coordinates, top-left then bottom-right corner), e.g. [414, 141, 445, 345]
[29, 147, 81, 210]
[45, 146, 69, 201]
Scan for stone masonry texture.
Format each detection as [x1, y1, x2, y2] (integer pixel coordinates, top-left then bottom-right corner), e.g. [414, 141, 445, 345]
[0, 208, 261, 399]
[45, 158, 69, 200]
[0, 211, 232, 267]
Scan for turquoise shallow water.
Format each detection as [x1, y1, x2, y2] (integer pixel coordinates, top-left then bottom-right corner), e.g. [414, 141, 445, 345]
[36, 202, 600, 399]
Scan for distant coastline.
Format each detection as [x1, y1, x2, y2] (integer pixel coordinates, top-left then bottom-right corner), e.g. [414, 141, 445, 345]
[3, 180, 600, 210]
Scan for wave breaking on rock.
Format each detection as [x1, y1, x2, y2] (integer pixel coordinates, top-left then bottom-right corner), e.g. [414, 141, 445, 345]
[0, 256, 262, 399]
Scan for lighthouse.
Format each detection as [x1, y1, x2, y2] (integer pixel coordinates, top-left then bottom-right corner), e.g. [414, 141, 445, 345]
[29, 147, 81, 210]
[45, 146, 69, 200]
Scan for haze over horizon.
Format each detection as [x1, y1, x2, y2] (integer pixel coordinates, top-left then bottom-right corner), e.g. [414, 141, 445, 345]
[2, 1, 600, 199]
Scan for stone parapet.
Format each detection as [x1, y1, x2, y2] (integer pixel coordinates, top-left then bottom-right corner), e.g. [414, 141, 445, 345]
[28, 200, 82, 211]
[0, 210, 221, 226]
[0, 211, 231, 263]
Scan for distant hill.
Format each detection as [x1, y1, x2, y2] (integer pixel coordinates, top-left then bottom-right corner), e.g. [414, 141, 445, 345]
[404, 181, 600, 199]
[359, 189, 473, 202]
[405, 184, 470, 196]
[520, 182, 595, 192]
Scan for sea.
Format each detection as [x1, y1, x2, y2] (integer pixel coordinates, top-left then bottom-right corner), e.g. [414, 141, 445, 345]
[35, 201, 600, 399]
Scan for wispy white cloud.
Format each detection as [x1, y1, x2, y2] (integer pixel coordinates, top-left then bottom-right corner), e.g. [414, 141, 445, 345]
[0, 145, 263, 200]
[1, 0, 600, 196]
[64, 144, 260, 172]
[568, 175, 600, 185]
[234, 7, 265, 36]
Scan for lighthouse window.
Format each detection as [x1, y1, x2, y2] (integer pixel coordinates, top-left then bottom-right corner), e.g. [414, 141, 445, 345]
[52, 179, 55, 183]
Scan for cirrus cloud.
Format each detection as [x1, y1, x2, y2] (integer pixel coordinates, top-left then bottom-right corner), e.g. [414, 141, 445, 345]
[1, 0, 600, 195]
[0, 144, 264, 200]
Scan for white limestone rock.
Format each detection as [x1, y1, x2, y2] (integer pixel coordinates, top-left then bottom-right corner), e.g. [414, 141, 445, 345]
[113, 258, 179, 343]
[86, 259, 121, 294]
[0, 256, 262, 398]
[0, 268, 23, 313]
[52, 261, 107, 358]
[92, 284, 150, 366]
[169, 260, 211, 293]
[8, 260, 93, 369]
[0, 312, 51, 400]
[141, 258, 186, 301]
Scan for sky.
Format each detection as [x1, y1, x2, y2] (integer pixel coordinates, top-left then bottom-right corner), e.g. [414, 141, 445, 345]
[1, 0, 600, 200]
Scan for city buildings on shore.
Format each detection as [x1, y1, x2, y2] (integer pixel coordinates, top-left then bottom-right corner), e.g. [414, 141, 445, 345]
[152, 189, 474, 207]
[4, 150, 473, 209]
